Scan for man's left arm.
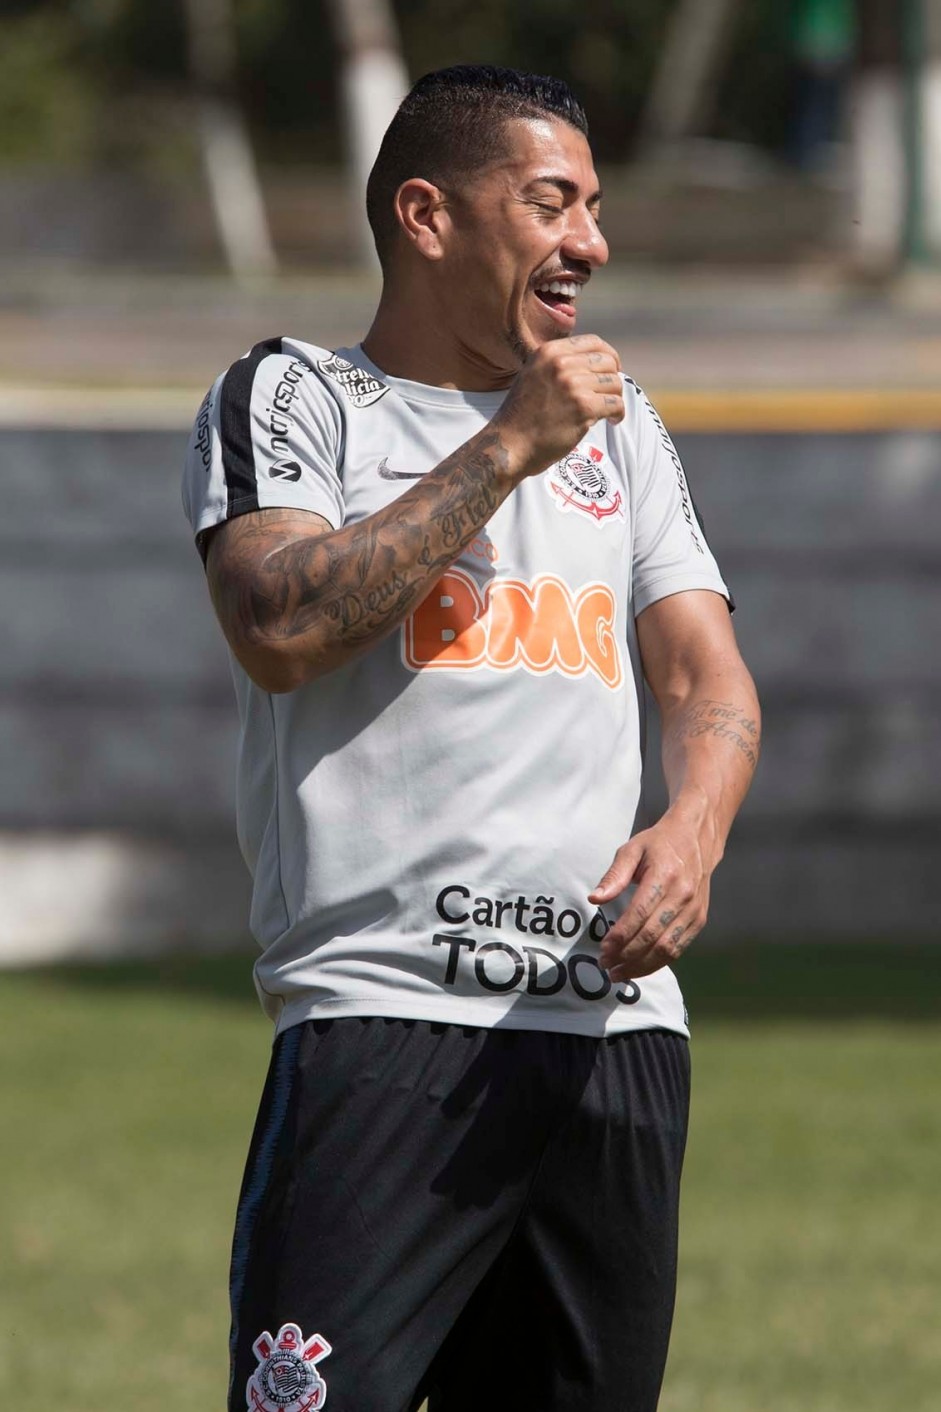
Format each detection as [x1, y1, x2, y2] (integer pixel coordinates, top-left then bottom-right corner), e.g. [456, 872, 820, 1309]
[590, 589, 760, 980]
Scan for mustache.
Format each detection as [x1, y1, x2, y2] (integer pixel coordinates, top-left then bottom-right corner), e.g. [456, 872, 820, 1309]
[531, 261, 592, 286]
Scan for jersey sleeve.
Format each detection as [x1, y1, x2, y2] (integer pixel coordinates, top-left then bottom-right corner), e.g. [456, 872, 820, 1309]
[181, 337, 346, 555]
[626, 379, 732, 616]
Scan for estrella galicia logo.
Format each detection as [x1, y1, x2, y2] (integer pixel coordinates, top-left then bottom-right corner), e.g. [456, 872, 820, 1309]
[317, 353, 389, 409]
[269, 459, 302, 482]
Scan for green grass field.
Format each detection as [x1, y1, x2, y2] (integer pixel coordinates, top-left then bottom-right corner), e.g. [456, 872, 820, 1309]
[3, 944, 940, 1411]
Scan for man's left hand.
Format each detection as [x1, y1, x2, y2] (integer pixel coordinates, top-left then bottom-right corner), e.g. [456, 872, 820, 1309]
[588, 810, 715, 980]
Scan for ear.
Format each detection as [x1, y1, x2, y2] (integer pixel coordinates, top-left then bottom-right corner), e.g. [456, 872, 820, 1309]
[394, 179, 450, 261]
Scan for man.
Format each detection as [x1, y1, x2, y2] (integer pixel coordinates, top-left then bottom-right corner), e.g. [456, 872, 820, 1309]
[183, 66, 759, 1412]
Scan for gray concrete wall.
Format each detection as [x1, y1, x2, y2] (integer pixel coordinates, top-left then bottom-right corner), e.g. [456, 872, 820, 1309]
[669, 429, 941, 939]
[0, 427, 252, 962]
[2, 426, 939, 961]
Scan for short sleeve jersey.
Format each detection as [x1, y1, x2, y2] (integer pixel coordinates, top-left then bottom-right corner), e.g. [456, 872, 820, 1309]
[182, 338, 730, 1039]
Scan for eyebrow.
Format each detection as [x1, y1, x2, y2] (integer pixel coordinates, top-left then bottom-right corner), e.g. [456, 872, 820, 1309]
[525, 176, 603, 205]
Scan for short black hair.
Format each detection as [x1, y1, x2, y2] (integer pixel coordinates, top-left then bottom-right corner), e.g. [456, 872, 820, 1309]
[366, 65, 589, 274]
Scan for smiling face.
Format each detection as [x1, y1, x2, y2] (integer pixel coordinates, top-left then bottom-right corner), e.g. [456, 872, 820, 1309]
[436, 117, 608, 375]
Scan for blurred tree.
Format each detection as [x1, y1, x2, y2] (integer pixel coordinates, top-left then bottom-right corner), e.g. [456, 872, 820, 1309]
[713, 0, 798, 151]
[394, 0, 671, 160]
[0, 1, 857, 174]
[325, 0, 408, 267]
[0, 0, 196, 172]
[640, 0, 743, 147]
[0, 5, 96, 165]
[911, 0, 941, 262]
[181, 0, 277, 281]
[850, 0, 906, 272]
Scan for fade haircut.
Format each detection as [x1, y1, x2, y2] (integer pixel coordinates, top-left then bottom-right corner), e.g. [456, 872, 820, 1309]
[366, 65, 589, 274]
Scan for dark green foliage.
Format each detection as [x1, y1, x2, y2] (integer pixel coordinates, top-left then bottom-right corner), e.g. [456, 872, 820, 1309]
[395, 0, 671, 160]
[712, 0, 800, 150]
[0, 0, 812, 168]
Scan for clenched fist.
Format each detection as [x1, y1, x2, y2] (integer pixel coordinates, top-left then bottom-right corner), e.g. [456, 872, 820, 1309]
[490, 335, 625, 482]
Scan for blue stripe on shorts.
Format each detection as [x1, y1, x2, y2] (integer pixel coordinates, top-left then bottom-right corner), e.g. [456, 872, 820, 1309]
[227, 1023, 302, 1404]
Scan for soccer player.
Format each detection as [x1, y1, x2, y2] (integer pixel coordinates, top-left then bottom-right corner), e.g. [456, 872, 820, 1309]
[183, 65, 760, 1412]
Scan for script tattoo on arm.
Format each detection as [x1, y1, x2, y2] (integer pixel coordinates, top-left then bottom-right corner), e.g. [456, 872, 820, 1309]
[677, 698, 761, 771]
[208, 428, 511, 684]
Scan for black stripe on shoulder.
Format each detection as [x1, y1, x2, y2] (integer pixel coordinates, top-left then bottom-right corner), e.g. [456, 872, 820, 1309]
[219, 336, 283, 517]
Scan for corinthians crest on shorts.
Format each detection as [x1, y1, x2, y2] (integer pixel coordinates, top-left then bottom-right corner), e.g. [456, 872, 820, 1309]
[247, 1322, 332, 1412]
[546, 444, 624, 526]
[317, 353, 389, 409]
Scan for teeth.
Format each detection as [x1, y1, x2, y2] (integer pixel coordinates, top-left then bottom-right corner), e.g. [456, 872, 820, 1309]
[536, 280, 578, 298]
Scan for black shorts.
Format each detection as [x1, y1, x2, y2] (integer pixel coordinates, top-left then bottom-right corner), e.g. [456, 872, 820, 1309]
[228, 1017, 690, 1412]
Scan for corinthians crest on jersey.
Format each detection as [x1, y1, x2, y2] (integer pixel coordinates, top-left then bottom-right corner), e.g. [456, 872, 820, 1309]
[317, 353, 389, 409]
[546, 444, 624, 526]
[247, 1322, 332, 1412]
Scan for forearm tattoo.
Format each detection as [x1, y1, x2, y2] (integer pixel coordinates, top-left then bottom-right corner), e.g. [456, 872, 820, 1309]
[676, 698, 761, 770]
[218, 429, 509, 660]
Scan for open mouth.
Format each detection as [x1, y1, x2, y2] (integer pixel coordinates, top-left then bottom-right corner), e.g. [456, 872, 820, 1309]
[533, 279, 579, 325]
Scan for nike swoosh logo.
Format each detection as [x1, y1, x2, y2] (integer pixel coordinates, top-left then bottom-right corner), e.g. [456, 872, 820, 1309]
[378, 457, 424, 480]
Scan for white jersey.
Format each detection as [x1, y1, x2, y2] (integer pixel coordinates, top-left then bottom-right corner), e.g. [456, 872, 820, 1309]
[182, 339, 730, 1039]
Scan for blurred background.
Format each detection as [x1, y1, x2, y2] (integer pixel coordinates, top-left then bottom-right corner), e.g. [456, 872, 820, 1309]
[2, 2, 939, 1410]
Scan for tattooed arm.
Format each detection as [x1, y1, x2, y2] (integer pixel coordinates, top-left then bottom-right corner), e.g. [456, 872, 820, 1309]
[591, 589, 760, 978]
[203, 334, 626, 692]
[204, 427, 516, 691]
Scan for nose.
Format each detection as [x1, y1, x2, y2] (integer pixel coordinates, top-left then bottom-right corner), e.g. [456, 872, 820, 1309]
[563, 205, 608, 269]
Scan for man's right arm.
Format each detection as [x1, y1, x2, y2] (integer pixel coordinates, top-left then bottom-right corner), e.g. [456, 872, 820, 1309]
[205, 424, 516, 691]
[204, 335, 625, 692]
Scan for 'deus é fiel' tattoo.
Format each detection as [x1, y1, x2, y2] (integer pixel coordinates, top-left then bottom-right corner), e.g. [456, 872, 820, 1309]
[214, 429, 509, 664]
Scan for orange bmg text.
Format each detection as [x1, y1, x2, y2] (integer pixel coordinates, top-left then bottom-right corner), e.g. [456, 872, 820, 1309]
[403, 570, 623, 689]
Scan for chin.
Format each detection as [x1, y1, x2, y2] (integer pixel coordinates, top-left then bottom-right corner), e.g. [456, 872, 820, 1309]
[505, 321, 567, 364]
[502, 326, 533, 366]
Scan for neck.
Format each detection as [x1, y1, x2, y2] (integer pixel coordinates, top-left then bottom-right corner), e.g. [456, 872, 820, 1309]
[361, 281, 519, 392]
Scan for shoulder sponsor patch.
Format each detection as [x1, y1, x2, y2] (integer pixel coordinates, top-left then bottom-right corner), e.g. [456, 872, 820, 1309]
[317, 353, 389, 409]
[193, 389, 214, 473]
[545, 445, 624, 526]
[247, 1322, 332, 1412]
[263, 357, 312, 480]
